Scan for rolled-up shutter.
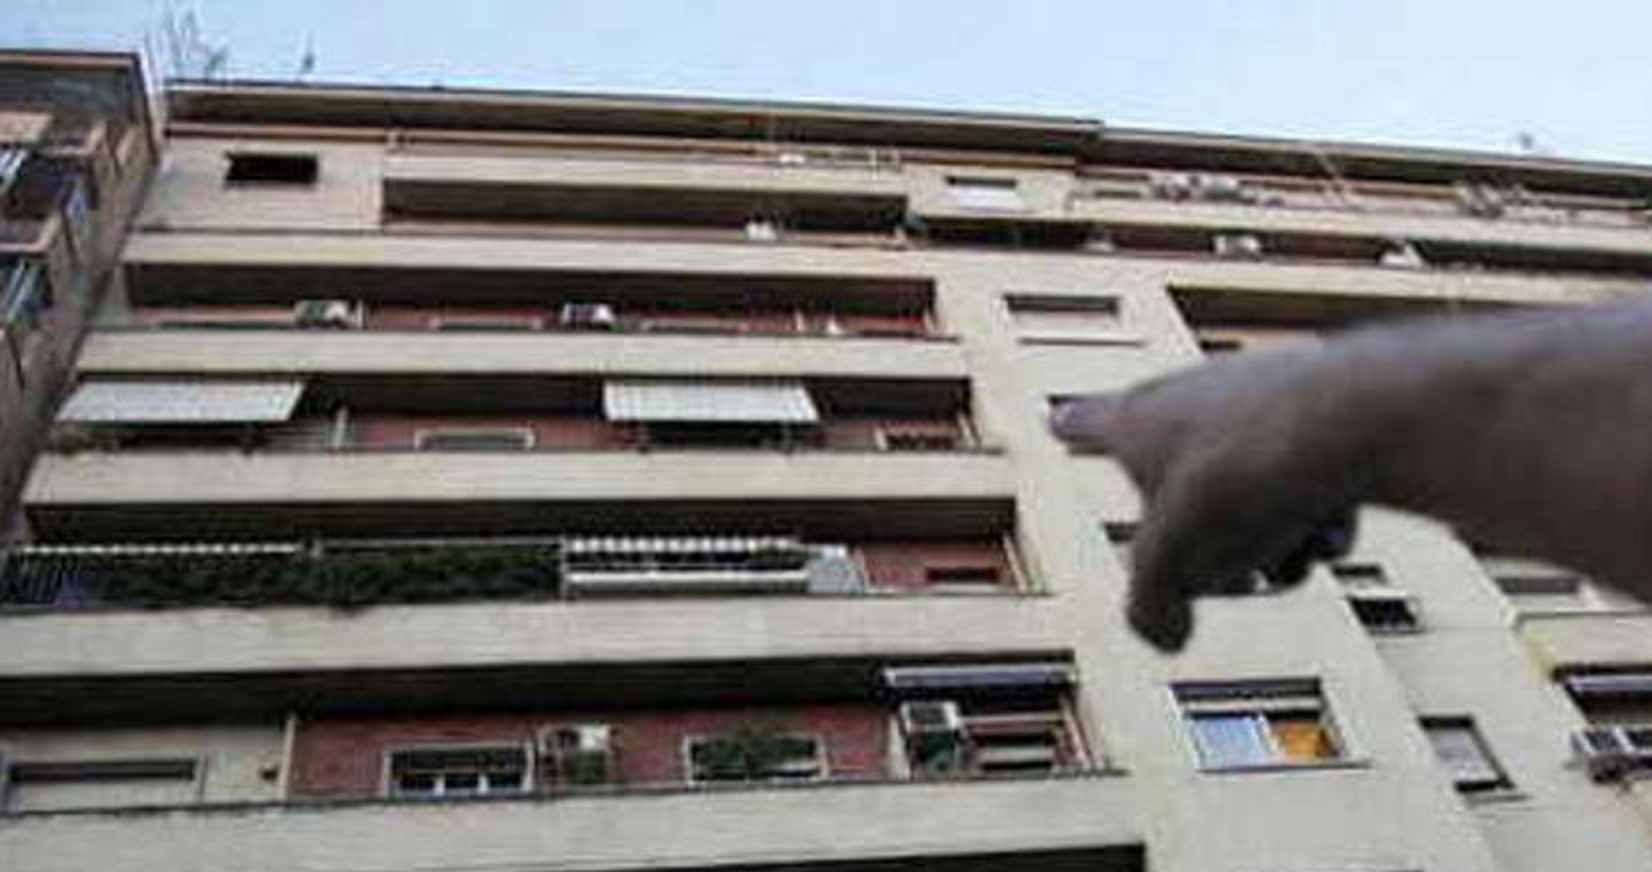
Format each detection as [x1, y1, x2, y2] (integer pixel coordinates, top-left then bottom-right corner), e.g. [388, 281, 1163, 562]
[602, 380, 818, 423]
[56, 379, 308, 424]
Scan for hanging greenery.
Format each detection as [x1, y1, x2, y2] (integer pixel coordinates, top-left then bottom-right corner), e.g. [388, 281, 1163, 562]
[688, 721, 815, 782]
[2, 545, 563, 611]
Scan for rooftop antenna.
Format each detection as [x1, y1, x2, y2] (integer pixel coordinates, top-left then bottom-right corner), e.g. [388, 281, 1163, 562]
[152, 1, 230, 80]
[295, 34, 316, 81]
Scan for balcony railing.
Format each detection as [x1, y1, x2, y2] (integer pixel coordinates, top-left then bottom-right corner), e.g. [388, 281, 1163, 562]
[0, 534, 1031, 611]
[389, 131, 903, 173]
[1074, 166, 1652, 231]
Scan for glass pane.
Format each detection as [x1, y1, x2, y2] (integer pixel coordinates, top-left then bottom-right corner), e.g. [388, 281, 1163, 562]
[1190, 714, 1274, 767]
[1270, 714, 1339, 761]
[1426, 723, 1501, 785]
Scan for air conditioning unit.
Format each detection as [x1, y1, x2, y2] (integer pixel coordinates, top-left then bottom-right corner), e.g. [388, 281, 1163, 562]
[1148, 172, 1193, 201]
[1571, 726, 1652, 782]
[560, 302, 617, 330]
[805, 547, 868, 594]
[744, 219, 781, 242]
[1213, 233, 1264, 259]
[1455, 183, 1507, 218]
[1380, 241, 1426, 269]
[900, 700, 966, 769]
[1191, 173, 1251, 203]
[292, 299, 355, 329]
[541, 724, 615, 786]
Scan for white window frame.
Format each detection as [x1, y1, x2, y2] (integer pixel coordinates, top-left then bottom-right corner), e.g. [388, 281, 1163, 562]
[1172, 679, 1358, 773]
[413, 427, 536, 451]
[945, 175, 1027, 212]
[682, 732, 827, 785]
[383, 742, 533, 799]
[1002, 293, 1142, 346]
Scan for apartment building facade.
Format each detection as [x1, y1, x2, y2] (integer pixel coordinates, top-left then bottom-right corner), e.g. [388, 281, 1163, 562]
[0, 50, 155, 539]
[3, 74, 1652, 871]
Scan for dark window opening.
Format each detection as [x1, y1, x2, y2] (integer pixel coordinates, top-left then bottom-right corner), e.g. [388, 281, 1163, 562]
[225, 152, 319, 185]
[925, 566, 1001, 586]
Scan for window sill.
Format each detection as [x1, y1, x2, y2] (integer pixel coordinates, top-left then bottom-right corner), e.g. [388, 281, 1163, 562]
[1197, 757, 1372, 776]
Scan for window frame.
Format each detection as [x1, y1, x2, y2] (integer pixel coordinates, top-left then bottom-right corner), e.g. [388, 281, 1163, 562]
[1002, 293, 1142, 347]
[944, 175, 1028, 212]
[1172, 679, 1362, 773]
[382, 742, 534, 800]
[1420, 716, 1514, 795]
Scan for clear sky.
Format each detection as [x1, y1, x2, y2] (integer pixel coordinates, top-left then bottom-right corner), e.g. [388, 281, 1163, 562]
[7, 0, 1651, 164]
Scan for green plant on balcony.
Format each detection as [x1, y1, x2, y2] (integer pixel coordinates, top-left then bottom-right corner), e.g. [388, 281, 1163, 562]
[689, 722, 816, 783]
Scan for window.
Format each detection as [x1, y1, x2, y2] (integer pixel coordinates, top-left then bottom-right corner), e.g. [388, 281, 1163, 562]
[387, 745, 530, 798]
[1422, 718, 1512, 793]
[1493, 572, 1590, 610]
[1175, 680, 1346, 770]
[1004, 294, 1137, 345]
[685, 731, 824, 783]
[4, 758, 200, 812]
[1334, 564, 1423, 633]
[413, 427, 535, 451]
[225, 152, 319, 185]
[946, 176, 1026, 211]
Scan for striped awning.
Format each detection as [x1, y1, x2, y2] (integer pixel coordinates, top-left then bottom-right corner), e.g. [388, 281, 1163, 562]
[57, 379, 308, 424]
[561, 535, 801, 555]
[602, 380, 819, 423]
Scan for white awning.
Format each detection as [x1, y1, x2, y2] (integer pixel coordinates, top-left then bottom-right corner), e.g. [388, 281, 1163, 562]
[56, 379, 308, 424]
[602, 380, 819, 423]
[562, 535, 801, 555]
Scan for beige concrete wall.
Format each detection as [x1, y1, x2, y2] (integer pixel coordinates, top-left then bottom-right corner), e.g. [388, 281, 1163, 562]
[0, 724, 284, 809]
[0, 777, 1142, 872]
[18, 125, 1652, 872]
[24, 449, 1011, 505]
[138, 139, 383, 231]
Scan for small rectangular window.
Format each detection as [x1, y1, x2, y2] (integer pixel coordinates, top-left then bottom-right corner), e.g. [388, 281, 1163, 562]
[946, 176, 1026, 212]
[5, 758, 200, 812]
[1332, 563, 1389, 588]
[879, 428, 959, 452]
[1174, 679, 1346, 770]
[225, 152, 319, 185]
[1004, 294, 1137, 345]
[1422, 717, 1512, 793]
[387, 745, 530, 798]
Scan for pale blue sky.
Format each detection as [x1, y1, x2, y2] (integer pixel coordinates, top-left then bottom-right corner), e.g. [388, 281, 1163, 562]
[7, 1, 1651, 163]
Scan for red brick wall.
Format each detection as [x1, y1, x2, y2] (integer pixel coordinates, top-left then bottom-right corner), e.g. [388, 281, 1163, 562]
[856, 539, 1012, 590]
[289, 703, 889, 798]
[347, 413, 626, 450]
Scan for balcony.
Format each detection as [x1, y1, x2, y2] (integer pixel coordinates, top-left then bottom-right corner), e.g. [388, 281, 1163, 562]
[1518, 611, 1652, 674]
[1069, 166, 1652, 260]
[0, 532, 1034, 612]
[383, 148, 909, 231]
